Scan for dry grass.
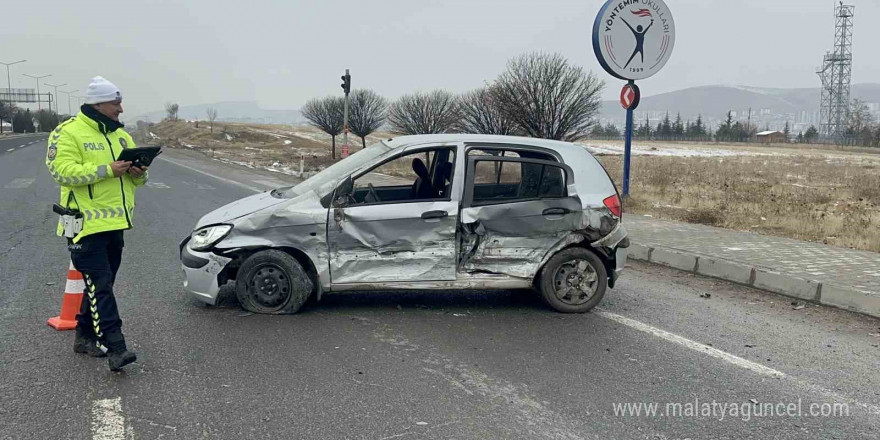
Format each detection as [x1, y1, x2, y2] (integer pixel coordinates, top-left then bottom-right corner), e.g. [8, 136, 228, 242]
[596, 154, 880, 252]
[134, 120, 337, 170]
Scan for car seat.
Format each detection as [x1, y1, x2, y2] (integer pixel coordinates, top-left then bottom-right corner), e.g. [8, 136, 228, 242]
[432, 162, 454, 198]
[411, 158, 434, 199]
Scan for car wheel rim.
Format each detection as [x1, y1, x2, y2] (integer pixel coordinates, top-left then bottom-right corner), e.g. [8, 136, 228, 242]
[552, 259, 598, 306]
[249, 263, 290, 310]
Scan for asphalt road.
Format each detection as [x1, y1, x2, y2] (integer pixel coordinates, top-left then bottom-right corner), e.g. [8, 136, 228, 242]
[1, 141, 879, 440]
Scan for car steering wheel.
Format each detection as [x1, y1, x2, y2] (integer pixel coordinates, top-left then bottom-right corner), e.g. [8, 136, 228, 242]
[368, 183, 381, 203]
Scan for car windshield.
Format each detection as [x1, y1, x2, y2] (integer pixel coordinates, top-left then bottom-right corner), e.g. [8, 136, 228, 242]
[279, 141, 392, 198]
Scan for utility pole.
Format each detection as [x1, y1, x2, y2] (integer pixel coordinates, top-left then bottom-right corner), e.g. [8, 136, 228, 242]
[45, 82, 67, 113]
[60, 89, 77, 116]
[340, 69, 351, 158]
[23, 73, 51, 111]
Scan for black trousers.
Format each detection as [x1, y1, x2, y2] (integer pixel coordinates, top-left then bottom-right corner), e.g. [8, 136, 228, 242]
[69, 230, 127, 351]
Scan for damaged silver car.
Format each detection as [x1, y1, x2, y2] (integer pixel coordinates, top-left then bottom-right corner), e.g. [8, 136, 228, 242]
[180, 134, 629, 314]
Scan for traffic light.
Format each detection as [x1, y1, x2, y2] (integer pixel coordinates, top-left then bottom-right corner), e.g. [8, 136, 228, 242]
[341, 72, 351, 94]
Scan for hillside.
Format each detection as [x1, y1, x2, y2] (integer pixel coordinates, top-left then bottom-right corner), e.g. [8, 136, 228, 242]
[599, 83, 880, 125]
[131, 101, 303, 125]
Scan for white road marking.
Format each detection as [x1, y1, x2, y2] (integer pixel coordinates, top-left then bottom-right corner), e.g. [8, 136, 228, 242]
[6, 148, 13, 152]
[4, 178, 35, 189]
[145, 181, 170, 189]
[596, 309, 784, 377]
[91, 397, 126, 440]
[157, 156, 264, 193]
[18, 144, 24, 148]
[254, 179, 285, 188]
[596, 309, 880, 415]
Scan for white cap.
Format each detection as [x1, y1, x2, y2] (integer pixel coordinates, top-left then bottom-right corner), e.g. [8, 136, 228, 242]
[84, 76, 122, 104]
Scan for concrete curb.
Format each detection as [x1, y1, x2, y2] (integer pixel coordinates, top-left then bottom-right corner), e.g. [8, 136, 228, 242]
[628, 242, 880, 320]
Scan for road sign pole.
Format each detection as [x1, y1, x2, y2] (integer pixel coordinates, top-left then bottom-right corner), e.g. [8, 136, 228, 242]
[593, 0, 674, 197]
[623, 89, 634, 197]
[619, 80, 639, 198]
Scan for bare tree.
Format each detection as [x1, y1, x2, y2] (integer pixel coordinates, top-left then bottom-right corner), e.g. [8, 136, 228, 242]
[387, 90, 461, 135]
[492, 52, 604, 141]
[348, 89, 388, 148]
[165, 103, 179, 121]
[457, 87, 516, 135]
[34, 109, 60, 132]
[301, 96, 344, 159]
[206, 107, 218, 133]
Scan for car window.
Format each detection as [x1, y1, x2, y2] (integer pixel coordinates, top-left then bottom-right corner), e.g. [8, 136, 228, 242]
[350, 148, 455, 204]
[471, 158, 566, 206]
[467, 147, 556, 162]
[282, 141, 391, 198]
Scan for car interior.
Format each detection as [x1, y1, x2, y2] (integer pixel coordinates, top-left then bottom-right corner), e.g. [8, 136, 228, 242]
[349, 148, 456, 205]
[467, 149, 566, 205]
[346, 146, 566, 207]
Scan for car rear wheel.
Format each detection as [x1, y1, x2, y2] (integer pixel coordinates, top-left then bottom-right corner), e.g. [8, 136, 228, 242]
[539, 247, 607, 313]
[235, 250, 312, 314]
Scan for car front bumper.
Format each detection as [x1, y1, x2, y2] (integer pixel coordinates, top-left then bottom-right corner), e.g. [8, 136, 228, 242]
[180, 239, 232, 305]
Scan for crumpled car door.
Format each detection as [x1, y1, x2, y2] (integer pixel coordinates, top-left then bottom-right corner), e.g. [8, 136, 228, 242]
[458, 156, 582, 278]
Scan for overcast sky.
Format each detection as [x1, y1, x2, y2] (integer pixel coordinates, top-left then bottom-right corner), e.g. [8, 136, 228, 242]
[3, 0, 878, 120]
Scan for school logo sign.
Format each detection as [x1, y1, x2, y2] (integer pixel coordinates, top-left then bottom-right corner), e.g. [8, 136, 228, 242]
[592, 0, 675, 81]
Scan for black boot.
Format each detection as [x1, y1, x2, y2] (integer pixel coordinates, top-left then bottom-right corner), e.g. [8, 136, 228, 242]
[105, 332, 137, 371]
[74, 326, 107, 358]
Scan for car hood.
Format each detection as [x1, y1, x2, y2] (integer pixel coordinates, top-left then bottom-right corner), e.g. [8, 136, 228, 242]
[194, 191, 287, 229]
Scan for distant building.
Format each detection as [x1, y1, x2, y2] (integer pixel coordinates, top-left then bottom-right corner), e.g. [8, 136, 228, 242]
[756, 130, 786, 144]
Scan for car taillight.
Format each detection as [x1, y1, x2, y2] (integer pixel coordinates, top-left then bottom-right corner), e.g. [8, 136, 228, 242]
[603, 194, 622, 217]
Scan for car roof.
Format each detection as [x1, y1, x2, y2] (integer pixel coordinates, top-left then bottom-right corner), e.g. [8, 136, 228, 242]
[383, 134, 584, 154]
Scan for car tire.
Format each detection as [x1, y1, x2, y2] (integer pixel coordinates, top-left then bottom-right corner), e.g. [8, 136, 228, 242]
[539, 247, 607, 313]
[235, 250, 313, 314]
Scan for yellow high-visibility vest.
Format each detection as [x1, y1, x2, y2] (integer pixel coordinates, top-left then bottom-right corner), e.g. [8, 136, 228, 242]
[46, 111, 147, 242]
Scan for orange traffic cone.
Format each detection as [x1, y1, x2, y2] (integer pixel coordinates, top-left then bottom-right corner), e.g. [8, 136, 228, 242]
[47, 261, 84, 331]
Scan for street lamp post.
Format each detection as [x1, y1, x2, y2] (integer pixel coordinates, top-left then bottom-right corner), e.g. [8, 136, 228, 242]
[0, 60, 26, 134]
[23, 73, 51, 110]
[0, 59, 26, 98]
[60, 89, 77, 116]
[45, 82, 67, 113]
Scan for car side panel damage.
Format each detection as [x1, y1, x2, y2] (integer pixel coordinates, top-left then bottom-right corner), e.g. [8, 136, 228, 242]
[327, 200, 459, 283]
[459, 200, 624, 280]
[215, 190, 331, 287]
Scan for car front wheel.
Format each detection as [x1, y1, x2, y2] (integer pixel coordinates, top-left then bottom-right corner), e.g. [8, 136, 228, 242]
[235, 250, 312, 314]
[539, 247, 607, 313]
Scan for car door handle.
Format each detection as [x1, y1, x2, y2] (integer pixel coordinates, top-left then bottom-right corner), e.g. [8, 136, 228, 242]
[542, 208, 571, 216]
[421, 210, 448, 220]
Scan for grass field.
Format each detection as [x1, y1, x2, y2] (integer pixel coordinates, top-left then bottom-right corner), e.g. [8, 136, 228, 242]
[596, 150, 880, 252]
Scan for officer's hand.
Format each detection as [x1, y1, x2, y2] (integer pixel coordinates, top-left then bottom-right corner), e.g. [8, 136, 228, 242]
[128, 166, 148, 177]
[111, 161, 132, 177]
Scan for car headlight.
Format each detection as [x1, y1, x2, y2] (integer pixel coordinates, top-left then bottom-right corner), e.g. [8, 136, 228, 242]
[189, 225, 232, 251]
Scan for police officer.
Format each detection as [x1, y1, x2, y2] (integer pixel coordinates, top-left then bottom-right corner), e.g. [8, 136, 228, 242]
[46, 76, 147, 371]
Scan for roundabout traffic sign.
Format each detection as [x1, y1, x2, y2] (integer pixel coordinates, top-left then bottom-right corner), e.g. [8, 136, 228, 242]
[592, 0, 676, 81]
